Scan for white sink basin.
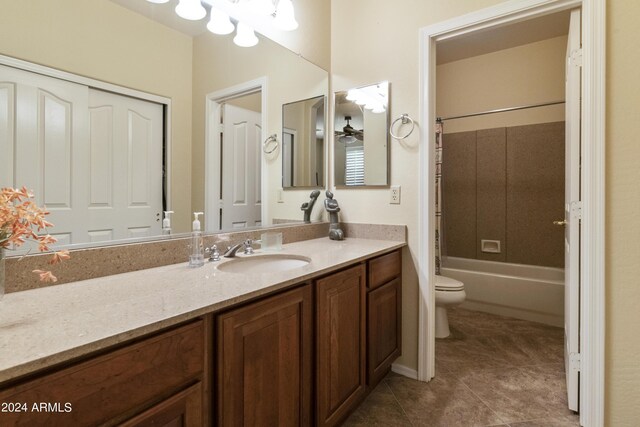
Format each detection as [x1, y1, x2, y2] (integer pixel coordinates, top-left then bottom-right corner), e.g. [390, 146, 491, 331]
[216, 254, 311, 274]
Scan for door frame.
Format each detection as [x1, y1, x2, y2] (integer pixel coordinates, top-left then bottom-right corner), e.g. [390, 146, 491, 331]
[417, 1, 605, 426]
[204, 77, 268, 232]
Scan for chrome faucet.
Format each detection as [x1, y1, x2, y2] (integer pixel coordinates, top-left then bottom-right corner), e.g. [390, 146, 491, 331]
[223, 239, 255, 258]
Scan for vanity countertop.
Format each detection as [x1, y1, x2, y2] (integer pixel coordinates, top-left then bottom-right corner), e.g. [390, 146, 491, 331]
[0, 237, 405, 385]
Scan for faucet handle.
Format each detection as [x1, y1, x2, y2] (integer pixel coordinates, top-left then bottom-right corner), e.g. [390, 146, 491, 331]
[243, 239, 255, 255]
[206, 244, 221, 261]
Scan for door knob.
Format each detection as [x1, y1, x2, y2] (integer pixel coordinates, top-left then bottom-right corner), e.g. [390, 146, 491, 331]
[553, 220, 567, 226]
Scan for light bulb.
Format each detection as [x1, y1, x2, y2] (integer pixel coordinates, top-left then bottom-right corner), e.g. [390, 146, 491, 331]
[175, 0, 206, 21]
[346, 89, 359, 102]
[247, 0, 276, 16]
[147, 0, 170, 3]
[339, 134, 357, 144]
[274, 0, 298, 31]
[234, 22, 259, 47]
[207, 9, 235, 35]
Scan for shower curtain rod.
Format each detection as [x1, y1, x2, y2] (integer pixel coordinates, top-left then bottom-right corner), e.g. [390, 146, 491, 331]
[437, 100, 565, 122]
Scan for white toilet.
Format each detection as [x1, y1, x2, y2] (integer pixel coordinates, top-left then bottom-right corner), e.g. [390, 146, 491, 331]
[435, 275, 466, 338]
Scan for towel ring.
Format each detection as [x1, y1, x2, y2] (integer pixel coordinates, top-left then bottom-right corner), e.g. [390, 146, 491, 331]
[389, 113, 415, 140]
[263, 134, 278, 154]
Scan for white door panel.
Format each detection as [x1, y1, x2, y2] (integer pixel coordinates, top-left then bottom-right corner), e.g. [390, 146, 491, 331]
[0, 82, 16, 187]
[89, 89, 163, 241]
[564, 8, 581, 412]
[221, 104, 262, 230]
[1, 64, 89, 248]
[0, 64, 163, 249]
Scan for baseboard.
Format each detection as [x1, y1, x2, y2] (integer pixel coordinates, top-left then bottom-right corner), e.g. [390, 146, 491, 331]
[461, 300, 563, 327]
[391, 363, 418, 380]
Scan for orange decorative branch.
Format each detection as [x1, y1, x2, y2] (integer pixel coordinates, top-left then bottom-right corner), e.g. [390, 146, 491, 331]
[1, 187, 70, 281]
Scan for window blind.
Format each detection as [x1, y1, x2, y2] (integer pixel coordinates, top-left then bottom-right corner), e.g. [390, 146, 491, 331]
[345, 146, 365, 186]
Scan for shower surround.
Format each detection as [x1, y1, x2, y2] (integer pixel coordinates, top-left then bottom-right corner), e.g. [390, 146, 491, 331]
[442, 121, 565, 268]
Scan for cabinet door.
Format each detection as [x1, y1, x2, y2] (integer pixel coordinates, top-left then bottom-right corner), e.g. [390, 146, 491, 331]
[0, 321, 205, 427]
[119, 383, 203, 427]
[217, 284, 313, 427]
[368, 278, 402, 387]
[316, 264, 366, 427]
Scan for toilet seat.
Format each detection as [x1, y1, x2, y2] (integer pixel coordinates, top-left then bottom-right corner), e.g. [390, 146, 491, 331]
[435, 275, 464, 291]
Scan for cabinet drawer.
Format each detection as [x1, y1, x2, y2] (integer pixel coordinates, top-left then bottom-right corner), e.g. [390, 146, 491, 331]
[368, 250, 401, 290]
[0, 320, 205, 427]
[120, 382, 203, 427]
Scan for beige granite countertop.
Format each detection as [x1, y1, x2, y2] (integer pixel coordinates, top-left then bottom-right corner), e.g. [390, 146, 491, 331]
[0, 237, 405, 385]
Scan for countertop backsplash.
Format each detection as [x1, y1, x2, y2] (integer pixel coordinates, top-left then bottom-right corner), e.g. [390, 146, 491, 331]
[5, 222, 406, 293]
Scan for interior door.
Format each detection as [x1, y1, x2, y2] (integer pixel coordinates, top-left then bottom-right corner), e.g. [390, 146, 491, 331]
[221, 104, 262, 230]
[88, 89, 164, 241]
[0, 64, 89, 248]
[564, 8, 581, 412]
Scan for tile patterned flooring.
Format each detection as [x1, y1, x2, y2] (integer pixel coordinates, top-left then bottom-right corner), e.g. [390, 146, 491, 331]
[344, 308, 580, 427]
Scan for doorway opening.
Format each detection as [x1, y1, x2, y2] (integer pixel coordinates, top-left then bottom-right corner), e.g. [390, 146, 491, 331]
[205, 77, 268, 233]
[418, 1, 605, 426]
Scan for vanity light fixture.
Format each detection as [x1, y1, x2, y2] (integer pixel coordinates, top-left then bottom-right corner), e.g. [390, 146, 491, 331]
[345, 83, 388, 114]
[150, 0, 298, 47]
[207, 9, 235, 34]
[246, 0, 276, 16]
[175, 0, 207, 20]
[273, 0, 298, 31]
[234, 22, 259, 47]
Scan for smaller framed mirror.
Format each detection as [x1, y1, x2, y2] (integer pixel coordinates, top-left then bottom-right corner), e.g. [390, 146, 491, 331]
[334, 81, 390, 187]
[282, 95, 326, 188]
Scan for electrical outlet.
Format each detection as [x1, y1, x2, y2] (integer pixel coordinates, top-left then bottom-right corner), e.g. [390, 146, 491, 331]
[277, 189, 284, 203]
[390, 185, 401, 204]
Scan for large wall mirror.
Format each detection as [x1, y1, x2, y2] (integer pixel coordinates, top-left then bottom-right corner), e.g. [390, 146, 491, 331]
[282, 95, 326, 189]
[0, 0, 328, 252]
[334, 81, 390, 187]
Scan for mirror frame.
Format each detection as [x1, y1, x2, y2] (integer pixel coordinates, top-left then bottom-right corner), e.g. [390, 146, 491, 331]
[333, 81, 391, 189]
[281, 94, 328, 190]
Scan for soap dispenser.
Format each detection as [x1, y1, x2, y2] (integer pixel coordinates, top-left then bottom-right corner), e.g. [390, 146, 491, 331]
[162, 211, 174, 235]
[189, 212, 205, 268]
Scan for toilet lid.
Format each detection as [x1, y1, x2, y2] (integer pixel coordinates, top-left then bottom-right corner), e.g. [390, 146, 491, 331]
[435, 275, 464, 291]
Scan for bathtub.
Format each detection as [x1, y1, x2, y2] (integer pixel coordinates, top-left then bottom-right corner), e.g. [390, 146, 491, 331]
[440, 257, 565, 327]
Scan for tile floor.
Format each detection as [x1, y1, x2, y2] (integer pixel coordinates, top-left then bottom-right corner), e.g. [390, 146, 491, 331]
[344, 308, 580, 427]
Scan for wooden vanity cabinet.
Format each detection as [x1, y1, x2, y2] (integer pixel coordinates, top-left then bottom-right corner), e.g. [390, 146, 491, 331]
[367, 250, 402, 387]
[215, 284, 314, 427]
[316, 264, 367, 427]
[0, 248, 403, 426]
[0, 320, 208, 427]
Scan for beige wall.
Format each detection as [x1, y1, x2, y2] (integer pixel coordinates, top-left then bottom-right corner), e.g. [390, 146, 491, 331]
[437, 35, 567, 133]
[363, 109, 388, 185]
[255, 0, 331, 70]
[606, 0, 640, 424]
[227, 92, 262, 112]
[0, 0, 194, 233]
[331, 0, 505, 377]
[191, 32, 329, 227]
